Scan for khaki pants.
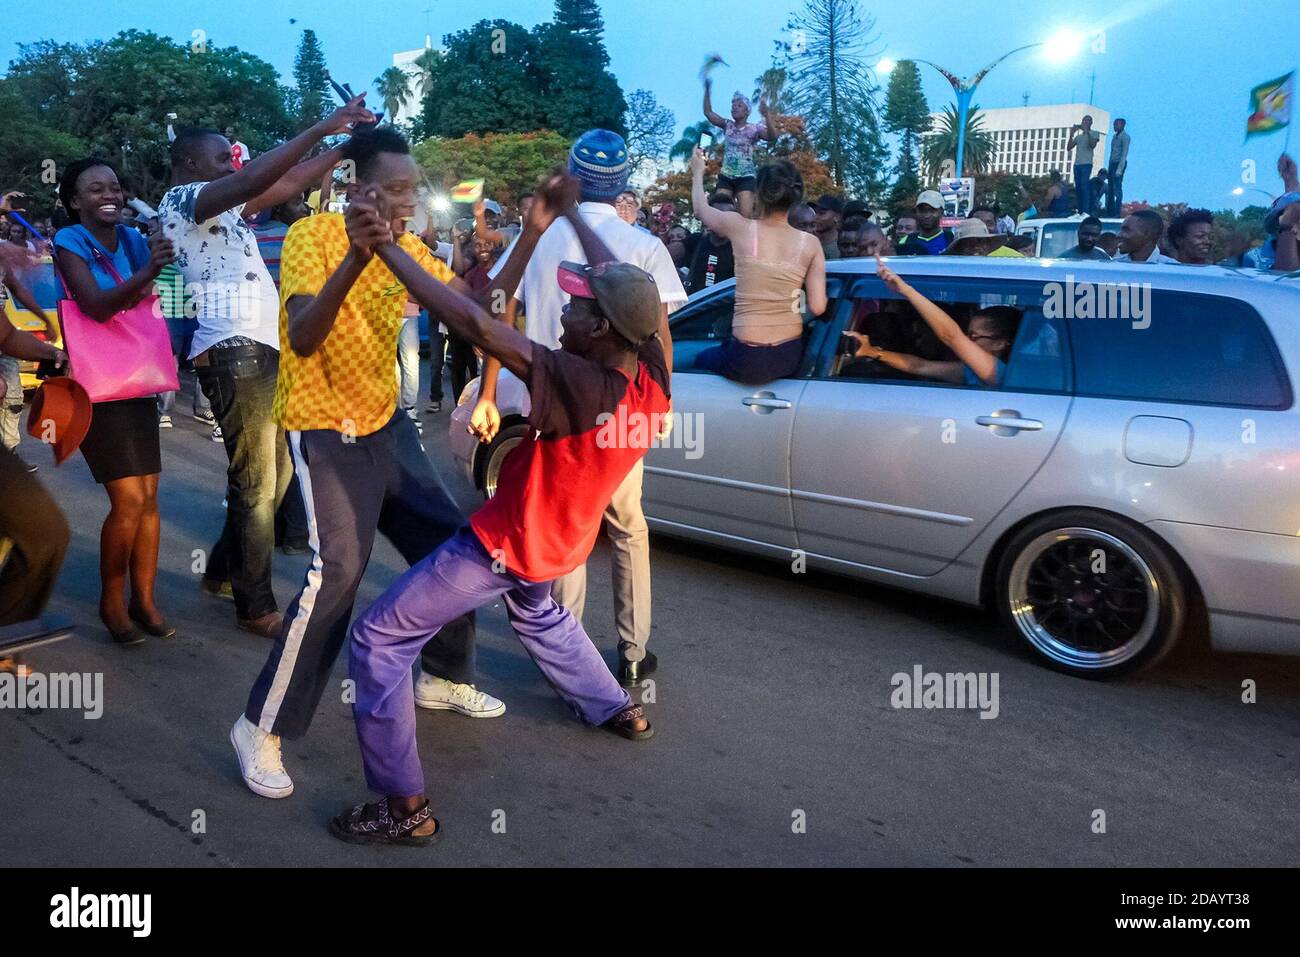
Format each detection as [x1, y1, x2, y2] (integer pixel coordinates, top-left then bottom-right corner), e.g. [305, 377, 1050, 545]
[551, 459, 652, 661]
[0, 356, 22, 452]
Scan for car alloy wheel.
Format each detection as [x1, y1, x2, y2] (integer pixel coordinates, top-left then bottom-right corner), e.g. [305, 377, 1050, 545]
[1006, 527, 1161, 673]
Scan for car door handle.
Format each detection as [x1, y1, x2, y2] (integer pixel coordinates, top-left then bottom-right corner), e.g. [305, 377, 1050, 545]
[742, 395, 793, 411]
[976, 412, 1044, 433]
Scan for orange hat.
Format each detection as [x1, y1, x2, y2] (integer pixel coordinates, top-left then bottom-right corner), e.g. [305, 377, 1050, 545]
[26, 378, 92, 466]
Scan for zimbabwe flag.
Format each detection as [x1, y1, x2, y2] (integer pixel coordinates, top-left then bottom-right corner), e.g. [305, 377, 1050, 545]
[1246, 71, 1294, 139]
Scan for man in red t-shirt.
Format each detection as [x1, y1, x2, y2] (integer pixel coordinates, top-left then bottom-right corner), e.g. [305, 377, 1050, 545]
[329, 176, 667, 846]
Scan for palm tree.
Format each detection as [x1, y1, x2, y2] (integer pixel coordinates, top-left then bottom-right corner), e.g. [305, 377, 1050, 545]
[670, 121, 715, 163]
[373, 66, 411, 121]
[921, 103, 995, 180]
[413, 48, 442, 99]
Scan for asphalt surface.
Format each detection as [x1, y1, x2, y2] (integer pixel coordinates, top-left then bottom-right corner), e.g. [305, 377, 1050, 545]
[4, 365, 1299, 867]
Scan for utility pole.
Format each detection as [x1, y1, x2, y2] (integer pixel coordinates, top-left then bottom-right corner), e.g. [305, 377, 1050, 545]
[1088, 68, 1097, 105]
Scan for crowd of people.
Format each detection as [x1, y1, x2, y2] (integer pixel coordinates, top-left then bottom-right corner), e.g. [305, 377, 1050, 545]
[0, 75, 1298, 847]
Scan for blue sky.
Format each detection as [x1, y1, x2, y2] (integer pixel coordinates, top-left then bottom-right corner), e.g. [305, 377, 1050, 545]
[3, 0, 1293, 210]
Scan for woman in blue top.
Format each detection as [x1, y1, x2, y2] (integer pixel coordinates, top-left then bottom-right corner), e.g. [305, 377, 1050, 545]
[54, 158, 177, 646]
[844, 257, 1018, 388]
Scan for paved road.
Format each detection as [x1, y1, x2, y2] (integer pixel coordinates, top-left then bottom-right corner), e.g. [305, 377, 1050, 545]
[4, 369, 1299, 866]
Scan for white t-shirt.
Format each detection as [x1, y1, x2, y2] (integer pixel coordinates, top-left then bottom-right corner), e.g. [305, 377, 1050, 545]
[489, 202, 688, 349]
[157, 181, 281, 358]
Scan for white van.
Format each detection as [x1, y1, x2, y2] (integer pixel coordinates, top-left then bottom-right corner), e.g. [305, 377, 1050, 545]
[1017, 215, 1124, 257]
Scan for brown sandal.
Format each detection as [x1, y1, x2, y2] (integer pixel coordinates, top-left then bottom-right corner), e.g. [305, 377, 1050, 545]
[603, 704, 654, 741]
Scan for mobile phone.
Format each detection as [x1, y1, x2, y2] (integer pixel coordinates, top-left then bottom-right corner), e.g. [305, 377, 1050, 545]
[838, 332, 858, 359]
[699, 132, 715, 151]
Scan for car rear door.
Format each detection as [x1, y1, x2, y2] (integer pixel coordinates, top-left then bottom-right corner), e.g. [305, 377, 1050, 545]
[643, 284, 804, 549]
[789, 275, 1073, 576]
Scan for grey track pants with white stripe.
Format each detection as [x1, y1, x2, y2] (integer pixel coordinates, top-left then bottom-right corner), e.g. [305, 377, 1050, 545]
[245, 409, 474, 739]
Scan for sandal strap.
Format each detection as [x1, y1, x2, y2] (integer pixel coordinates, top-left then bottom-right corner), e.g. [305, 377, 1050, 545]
[614, 704, 645, 725]
[387, 802, 432, 839]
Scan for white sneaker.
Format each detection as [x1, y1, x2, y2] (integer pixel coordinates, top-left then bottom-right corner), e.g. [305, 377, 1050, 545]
[230, 715, 294, 798]
[414, 674, 505, 718]
[211, 424, 224, 443]
[158, 413, 173, 428]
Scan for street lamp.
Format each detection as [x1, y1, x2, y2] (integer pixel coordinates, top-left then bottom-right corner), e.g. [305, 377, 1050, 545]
[916, 30, 1084, 178]
[1232, 186, 1275, 204]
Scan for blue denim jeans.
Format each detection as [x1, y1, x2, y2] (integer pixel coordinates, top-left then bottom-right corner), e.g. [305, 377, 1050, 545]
[197, 343, 291, 620]
[1074, 164, 1093, 215]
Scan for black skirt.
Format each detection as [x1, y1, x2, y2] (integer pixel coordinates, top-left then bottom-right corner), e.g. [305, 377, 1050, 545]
[80, 397, 161, 484]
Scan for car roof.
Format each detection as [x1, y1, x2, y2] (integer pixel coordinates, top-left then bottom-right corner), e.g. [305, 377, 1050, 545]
[832, 254, 1298, 292]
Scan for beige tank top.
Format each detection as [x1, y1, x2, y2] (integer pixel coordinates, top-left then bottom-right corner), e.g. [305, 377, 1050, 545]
[732, 220, 816, 345]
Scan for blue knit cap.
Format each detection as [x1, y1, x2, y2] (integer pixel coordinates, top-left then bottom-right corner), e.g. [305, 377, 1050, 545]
[569, 129, 631, 201]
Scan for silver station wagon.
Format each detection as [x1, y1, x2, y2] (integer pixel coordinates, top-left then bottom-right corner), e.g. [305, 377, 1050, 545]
[448, 257, 1300, 677]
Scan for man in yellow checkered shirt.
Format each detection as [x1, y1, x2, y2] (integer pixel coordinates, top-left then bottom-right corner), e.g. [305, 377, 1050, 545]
[232, 127, 552, 800]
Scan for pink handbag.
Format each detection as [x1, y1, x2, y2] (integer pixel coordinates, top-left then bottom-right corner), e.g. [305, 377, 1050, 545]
[56, 243, 179, 403]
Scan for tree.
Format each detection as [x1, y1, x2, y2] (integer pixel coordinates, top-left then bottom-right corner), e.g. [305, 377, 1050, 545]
[0, 80, 86, 213]
[419, 21, 550, 138]
[413, 130, 571, 208]
[3, 31, 293, 204]
[671, 121, 715, 163]
[623, 90, 675, 178]
[922, 103, 995, 180]
[373, 66, 411, 122]
[780, 0, 888, 198]
[293, 29, 330, 130]
[882, 60, 929, 211]
[535, 0, 627, 137]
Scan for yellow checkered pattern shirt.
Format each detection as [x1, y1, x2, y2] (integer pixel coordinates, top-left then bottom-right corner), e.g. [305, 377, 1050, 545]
[273, 214, 453, 436]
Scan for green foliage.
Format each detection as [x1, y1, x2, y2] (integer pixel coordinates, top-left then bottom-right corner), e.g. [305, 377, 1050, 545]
[374, 66, 412, 122]
[922, 103, 995, 180]
[416, 2, 626, 142]
[413, 129, 572, 208]
[418, 21, 550, 139]
[779, 0, 888, 199]
[3, 31, 293, 205]
[293, 29, 329, 129]
[0, 80, 86, 213]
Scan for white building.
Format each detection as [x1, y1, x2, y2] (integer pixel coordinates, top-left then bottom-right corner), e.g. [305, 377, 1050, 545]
[927, 103, 1112, 184]
[389, 41, 439, 127]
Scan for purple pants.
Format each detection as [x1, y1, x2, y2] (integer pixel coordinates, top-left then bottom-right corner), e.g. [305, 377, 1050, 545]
[349, 526, 631, 796]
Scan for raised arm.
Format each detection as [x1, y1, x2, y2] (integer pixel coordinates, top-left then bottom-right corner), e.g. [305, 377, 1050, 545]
[372, 233, 535, 381]
[875, 256, 998, 384]
[192, 95, 374, 223]
[689, 148, 746, 240]
[702, 80, 728, 129]
[243, 148, 345, 220]
[473, 199, 506, 247]
[759, 95, 778, 144]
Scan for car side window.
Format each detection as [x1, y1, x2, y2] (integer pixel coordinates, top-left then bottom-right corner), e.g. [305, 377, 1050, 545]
[670, 289, 734, 374]
[827, 277, 1067, 392]
[1069, 291, 1290, 408]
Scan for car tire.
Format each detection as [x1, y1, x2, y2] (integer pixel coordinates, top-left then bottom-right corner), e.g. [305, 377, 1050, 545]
[475, 421, 531, 499]
[995, 510, 1186, 678]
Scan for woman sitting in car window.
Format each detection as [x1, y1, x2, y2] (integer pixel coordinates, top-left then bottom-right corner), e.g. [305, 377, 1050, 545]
[689, 150, 827, 384]
[844, 257, 1019, 387]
